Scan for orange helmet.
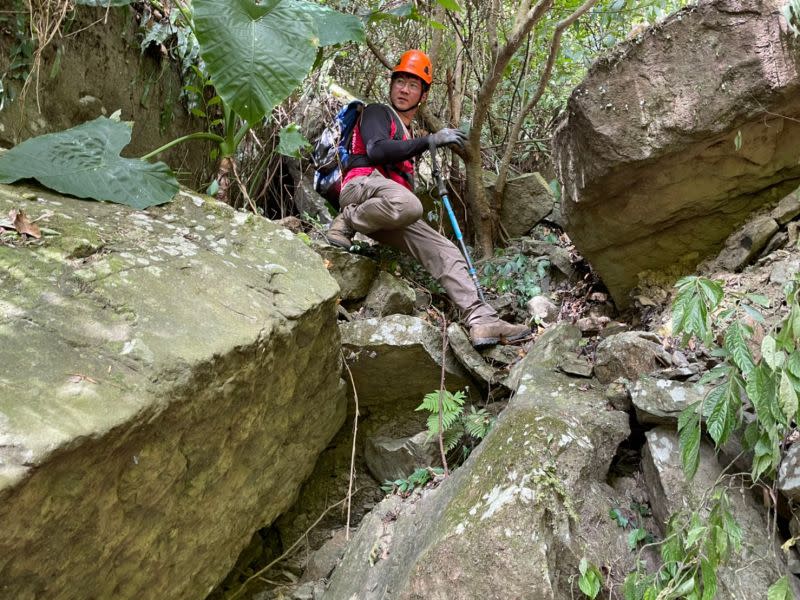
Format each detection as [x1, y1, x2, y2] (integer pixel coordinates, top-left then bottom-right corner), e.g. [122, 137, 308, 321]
[392, 50, 433, 86]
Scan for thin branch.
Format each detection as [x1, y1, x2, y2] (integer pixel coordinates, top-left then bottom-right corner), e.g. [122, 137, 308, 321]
[231, 158, 258, 215]
[437, 312, 450, 475]
[472, 0, 553, 143]
[365, 37, 393, 69]
[495, 0, 599, 198]
[227, 492, 358, 600]
[341, 351, 360, 541]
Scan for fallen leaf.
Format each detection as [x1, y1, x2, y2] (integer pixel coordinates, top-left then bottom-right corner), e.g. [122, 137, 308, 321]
[9, 209, 41, 239]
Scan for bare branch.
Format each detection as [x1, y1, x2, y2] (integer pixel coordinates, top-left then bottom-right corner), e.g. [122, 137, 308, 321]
[472, 0, 553, 142]
[365, 37, 393, 70]
[495, 0, 599, 197]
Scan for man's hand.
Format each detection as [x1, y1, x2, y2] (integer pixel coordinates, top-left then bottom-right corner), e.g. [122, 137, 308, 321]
[430, 128, 467, 149]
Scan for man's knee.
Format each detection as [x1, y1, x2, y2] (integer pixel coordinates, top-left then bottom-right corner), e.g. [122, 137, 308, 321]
[394, 195, 423, 226]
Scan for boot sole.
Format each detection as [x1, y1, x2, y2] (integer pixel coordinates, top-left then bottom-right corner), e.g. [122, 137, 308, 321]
[325, 235, 352, 250]
[470, 329, 531, 348]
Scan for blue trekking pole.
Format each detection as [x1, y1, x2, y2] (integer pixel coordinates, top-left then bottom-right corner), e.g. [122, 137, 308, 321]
[428, 139, 486, 303]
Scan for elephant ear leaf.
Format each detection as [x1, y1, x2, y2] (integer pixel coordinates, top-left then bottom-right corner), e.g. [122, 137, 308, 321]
[193, 0, 364, 125]
[0, 116, 178, 210]
[194, 0, 318, 125]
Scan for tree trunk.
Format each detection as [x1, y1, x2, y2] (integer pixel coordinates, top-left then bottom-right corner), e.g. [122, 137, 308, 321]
[464, 151, 494, 257]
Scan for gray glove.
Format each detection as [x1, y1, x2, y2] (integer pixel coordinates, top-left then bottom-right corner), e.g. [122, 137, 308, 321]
[431, 128, 467, 148]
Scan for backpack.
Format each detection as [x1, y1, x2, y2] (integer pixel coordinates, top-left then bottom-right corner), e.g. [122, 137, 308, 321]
[312, 100, 406, 209]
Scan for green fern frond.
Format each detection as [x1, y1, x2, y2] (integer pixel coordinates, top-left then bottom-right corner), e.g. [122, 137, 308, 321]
[427, 408, 463, 435]
[416, 389, 466, 414]
[443, 425, 465, 451]
[464, 407, 494, 439]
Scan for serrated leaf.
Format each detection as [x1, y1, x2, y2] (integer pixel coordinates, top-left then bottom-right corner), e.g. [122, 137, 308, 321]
[780, 370, 798, 422]
[789, 352, 800, 378]
[725, 321, 755, 376]
[746, 364, 772, 422]
[0, 117, 177, 209]
[685, 523, 706, 547]
[277, 124, 310, 157]
[194, 0, 318, 124]
[578, 560, 602, 599]
[610, 507, 629, 528]
[679, 411, 701, 480]
[697, 277, 723, 308]
[768, 576, 792, 600]
[628, 528, 648, 550]
[704, 385, 729, 444]
[762, 335, 779, 369]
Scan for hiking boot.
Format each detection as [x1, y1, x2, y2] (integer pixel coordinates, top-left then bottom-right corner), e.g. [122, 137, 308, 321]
[469, 319, 531, 348]
[326, 214, 354, 249]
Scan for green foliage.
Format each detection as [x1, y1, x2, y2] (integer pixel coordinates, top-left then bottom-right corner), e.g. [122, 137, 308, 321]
[479, 253, 550, 307]
[784, 0, 800, 36]
[768, 576, 794, 600]
[193, 0, 363, 126]
[578, 558, 603, 599]
[623, 489, 742, 600]
[417, 389, 466, 436]
[381, 466, 444, 495]
[277, 124, 311, 158]
[610, 503, 655, 551]
[672, 275, 800, 482]
[0, 0, 34, 108]
[0, 116, 178, 209]
[672, 276, 723, 346]
[416, 390, 494, 459]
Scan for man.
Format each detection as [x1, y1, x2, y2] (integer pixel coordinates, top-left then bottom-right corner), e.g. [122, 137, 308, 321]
[326, 49, 529, 348]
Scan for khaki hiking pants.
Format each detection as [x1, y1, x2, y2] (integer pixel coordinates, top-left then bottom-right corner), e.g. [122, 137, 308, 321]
[340, 171, 496, 326]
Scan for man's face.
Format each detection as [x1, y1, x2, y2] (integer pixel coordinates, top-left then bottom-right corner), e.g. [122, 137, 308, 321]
[390, 75, 427, 111]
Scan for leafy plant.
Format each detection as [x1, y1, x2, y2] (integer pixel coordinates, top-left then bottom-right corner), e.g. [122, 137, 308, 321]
[578, 558, 603, 599]
[768, 576, 794, 600]
[622, 488, 742, 600]
[381, 466, 444, 496]
[415, 390, 495, 460]
[672, 275, 800, 482]
[609, 503, 655, 551]
[479, 253, 550, 307]
[0, 116, 177, 209]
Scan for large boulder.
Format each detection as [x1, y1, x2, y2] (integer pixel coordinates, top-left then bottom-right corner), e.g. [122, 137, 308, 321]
[594, 331, 670, 384]
[323, 325, 633, 599]
[552, 0, 800, 306]
[484, 171, 556, 238]
[340, 315, 477, 410]
[0, 184, 345, 599]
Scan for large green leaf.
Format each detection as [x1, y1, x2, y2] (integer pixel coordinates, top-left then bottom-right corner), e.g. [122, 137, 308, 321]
[0, 117, 178, 209]
[300, 1, 365, 46]
[194, 0, 317, 125]
[194, 0, 363, 125]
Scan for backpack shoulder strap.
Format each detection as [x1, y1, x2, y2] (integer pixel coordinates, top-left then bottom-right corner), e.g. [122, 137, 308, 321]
[385, 105, 409, 141]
